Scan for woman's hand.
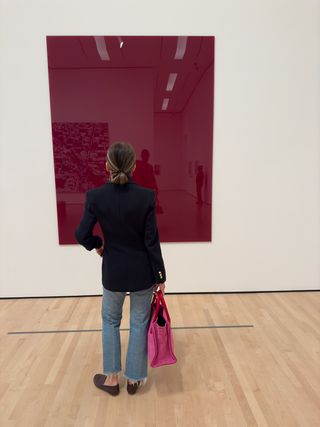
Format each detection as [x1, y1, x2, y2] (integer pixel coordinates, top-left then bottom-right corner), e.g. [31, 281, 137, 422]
[96, 242, 104, 256]
[154, 282, 166, 294]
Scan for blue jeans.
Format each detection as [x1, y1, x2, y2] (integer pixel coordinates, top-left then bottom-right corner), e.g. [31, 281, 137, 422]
[101, 284, 155, 383]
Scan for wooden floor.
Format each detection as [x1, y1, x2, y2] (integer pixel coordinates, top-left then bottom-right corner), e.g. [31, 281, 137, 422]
[0, 291, 319, 426]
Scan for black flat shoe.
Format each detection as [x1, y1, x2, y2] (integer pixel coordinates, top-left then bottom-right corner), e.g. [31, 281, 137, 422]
[127, 379, 144, 395]
[93, 374, 120, 396]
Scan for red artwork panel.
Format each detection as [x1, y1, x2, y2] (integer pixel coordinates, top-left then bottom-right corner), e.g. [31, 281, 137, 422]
[46, 36, 214, 243]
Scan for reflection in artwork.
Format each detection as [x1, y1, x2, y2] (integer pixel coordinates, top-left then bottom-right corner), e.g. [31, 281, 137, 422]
[133, 149, 163, 213]
[46, 35, 214, 243]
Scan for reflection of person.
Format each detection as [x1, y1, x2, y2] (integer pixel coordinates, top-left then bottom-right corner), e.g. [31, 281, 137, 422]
[134, 148, 158, 192]
[134, 149, 157, 190]
[196, 165, 204, 204]
[75, 142, 166, 396]
[133, 149, 163, 212]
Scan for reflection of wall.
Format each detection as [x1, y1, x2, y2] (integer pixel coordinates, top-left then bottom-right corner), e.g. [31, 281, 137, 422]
[153, 112, 184, 191]
[49, 68, 154, 157]
[182, 64, 213, 203]
[153, 65, 213, 200]
[50, 65, 213, 199]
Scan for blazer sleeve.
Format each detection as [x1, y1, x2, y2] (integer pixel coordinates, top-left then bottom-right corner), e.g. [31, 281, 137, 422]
[144, 190, 166, 284]
[74, 190, 103, 251]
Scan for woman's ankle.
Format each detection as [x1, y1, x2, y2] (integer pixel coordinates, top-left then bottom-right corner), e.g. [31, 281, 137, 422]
[103, 372, 119, 385]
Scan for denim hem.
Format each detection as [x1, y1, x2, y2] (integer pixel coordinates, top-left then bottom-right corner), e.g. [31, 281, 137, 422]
[123, 374, 148, 385]
[103, 370, 122, 376]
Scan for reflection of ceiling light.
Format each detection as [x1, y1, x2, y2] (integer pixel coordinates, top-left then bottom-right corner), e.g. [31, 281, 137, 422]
[94, 36, 110, 61]
[166, 73, 178, 91]
[118, 36, 124, 48]
[162, 98, 169, 110]
[174, 36, 188, 60]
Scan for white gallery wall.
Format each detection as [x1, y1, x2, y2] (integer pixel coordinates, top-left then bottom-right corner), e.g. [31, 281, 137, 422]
[0, 0, 319, 297]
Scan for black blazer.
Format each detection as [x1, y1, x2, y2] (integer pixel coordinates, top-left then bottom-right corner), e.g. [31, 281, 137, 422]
[75, 175, 166, 292]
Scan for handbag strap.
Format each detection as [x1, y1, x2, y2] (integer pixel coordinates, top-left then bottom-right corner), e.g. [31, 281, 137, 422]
[155, 290, 171, 324]
[150, 290, 160, 322]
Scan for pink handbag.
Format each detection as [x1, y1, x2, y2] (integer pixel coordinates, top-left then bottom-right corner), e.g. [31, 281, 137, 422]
[147, 290, 177, 368]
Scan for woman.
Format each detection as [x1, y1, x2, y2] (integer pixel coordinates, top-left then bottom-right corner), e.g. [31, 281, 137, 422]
[75, 142, 166, 396]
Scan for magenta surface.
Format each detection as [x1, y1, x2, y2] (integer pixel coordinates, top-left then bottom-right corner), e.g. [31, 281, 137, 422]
[46, 36, 214, 243]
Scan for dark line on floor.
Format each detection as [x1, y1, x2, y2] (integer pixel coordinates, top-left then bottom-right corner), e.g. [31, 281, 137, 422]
[7, 324, 254, 335]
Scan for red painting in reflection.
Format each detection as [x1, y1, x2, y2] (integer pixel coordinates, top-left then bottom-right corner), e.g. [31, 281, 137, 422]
[46, 36, 214, 243]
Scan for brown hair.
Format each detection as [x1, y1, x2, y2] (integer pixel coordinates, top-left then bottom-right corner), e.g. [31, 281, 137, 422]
[106, 142, 136, 185]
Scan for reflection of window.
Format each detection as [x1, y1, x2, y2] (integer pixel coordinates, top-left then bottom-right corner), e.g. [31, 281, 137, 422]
[52, 122, 109, 192]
